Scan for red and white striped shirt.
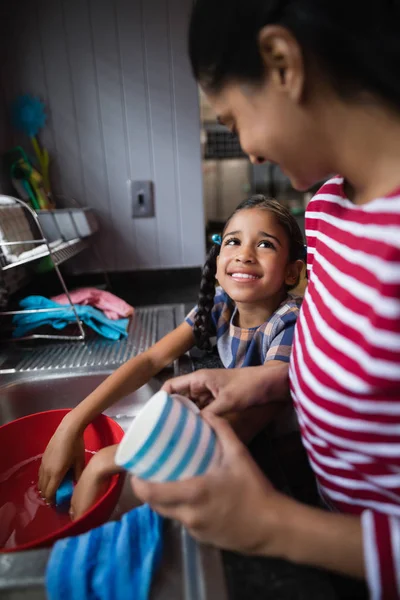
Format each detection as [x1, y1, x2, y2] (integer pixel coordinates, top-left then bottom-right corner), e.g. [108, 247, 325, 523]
[290, 177, 400, 599]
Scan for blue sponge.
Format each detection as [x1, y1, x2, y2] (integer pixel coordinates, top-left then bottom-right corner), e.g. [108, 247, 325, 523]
[55, 471, 74, 511]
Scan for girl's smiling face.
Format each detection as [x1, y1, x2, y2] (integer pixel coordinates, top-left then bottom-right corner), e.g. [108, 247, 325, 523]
[216, 208, 300, 307]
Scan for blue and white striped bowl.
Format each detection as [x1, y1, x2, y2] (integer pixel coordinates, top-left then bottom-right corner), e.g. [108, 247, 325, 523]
[115, 391, 221, 482]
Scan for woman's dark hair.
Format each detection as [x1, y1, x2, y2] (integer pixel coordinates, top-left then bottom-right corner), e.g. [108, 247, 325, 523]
[193, 195, 304, 350]
[189, 0, 400, 108]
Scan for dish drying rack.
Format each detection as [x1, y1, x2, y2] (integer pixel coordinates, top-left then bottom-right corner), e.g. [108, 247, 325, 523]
[0, 197, 99, 342]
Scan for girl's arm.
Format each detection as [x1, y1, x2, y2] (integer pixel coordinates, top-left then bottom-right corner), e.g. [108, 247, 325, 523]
[69, 445, 127, 520]
[65, 322, 195, 433]
[39, 323, 195, 501]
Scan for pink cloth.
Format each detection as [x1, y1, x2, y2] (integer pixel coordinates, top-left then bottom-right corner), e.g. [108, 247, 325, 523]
[51, 288, 134, 321]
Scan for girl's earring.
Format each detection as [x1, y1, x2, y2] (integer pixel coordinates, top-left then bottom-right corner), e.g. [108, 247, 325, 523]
[212, 234, 222, 246]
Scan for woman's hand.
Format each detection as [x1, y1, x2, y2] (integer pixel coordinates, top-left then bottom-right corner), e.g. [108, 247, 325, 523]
[132, 413, 287, 555]
[39, 415, 85, 504]
[162, 362, 290, 415]
[133, 414, 365, 581]
[70, 445, 123, 520]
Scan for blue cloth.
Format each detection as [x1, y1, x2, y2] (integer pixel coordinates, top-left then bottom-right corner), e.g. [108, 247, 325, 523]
[12, 296, 129, 340]
[55, 471, 74, 511]
[46, 505, 163, 600]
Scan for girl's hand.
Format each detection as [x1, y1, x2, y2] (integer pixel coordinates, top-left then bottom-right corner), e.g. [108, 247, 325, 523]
[39, 416, 85, 504]
[162, 362, 290, 415]
[70, 445, 122, 520]
[131, 413, 288, 555]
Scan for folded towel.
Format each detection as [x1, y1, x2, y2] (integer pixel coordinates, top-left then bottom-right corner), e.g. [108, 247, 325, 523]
[46, 505, 163, 600]
[52, 288, 134, 321]
[12, 296, 129, 340]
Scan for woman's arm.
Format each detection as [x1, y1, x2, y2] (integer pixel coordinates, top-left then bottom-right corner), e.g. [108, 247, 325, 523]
[273, 497, 364, 578]
[225, 401, 286, 444]
[132, 414, 366, 582]
[164, 361, 291, 443]
[163, 361, 291, 415]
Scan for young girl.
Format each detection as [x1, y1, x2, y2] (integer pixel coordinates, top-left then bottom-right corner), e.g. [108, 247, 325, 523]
[39, 195, 304, 517]
[131, 2, 400, 598]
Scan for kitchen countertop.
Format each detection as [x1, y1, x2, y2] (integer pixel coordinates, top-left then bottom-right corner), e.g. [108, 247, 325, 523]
[191, 351, 368, 600]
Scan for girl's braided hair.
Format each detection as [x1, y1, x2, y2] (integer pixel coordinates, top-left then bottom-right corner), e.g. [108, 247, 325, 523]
[193, 195, 304, 350]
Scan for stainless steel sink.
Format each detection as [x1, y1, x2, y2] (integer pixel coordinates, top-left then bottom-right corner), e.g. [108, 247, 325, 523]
[0, 370, 161, 431]
[0, 367, 228, 599]
[0, 369, 163, 522]
[0, 303, 227, 599]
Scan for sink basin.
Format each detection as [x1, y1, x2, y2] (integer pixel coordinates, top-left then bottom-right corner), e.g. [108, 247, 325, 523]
[0, 366, 228, 599]
[0, 370, 162, 548]
[0, 371, 161, 431]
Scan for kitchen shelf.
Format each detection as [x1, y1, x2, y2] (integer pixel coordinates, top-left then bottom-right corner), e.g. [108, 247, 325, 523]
[1, 237, 89, 271]
[0, 198, 91, 341]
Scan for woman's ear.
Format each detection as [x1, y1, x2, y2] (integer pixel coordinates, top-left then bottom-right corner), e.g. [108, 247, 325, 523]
[258, 25, 305, 103]
[285, 259, 305, 287]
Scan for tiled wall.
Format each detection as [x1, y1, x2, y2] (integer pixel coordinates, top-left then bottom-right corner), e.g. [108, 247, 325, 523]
[0, 0, 205, 272]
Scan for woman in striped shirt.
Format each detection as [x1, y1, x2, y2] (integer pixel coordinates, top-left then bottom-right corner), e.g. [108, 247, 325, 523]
[132, 1, 400, 598]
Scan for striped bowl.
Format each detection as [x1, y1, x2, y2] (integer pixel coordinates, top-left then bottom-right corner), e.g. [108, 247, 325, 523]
[115, 391, 221, 482]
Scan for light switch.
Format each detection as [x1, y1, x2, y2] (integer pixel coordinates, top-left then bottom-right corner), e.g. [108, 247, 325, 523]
[130, 180, 155, 218]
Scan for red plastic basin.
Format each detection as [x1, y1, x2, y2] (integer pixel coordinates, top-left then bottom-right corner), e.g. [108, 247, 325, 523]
[0, 409, 124, 552]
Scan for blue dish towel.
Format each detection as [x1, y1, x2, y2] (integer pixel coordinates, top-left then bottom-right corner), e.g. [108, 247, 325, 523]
[12, 296, 129, 340]
[46, 505, 163, 600]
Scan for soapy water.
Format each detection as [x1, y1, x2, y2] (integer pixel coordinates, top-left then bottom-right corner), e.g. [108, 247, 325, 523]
[0, 450, 97, 550]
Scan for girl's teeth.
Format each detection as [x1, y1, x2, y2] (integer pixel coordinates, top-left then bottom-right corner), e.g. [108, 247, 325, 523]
[231, 273, 258, 280]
